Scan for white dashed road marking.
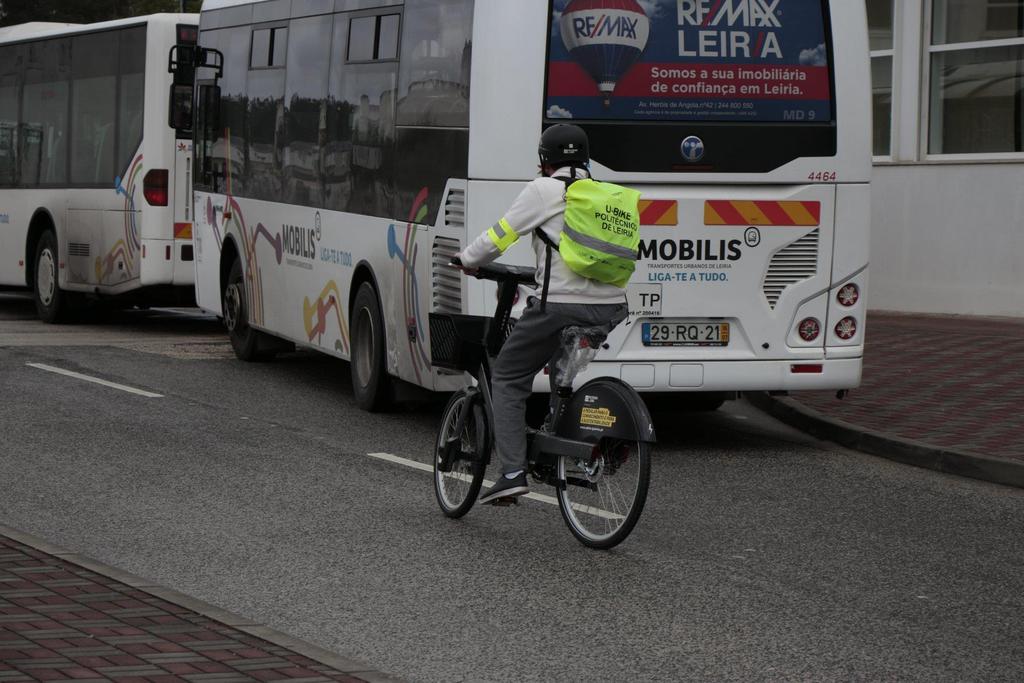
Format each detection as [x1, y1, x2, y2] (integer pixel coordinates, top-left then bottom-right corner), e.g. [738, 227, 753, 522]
[26, 363, 164, 398]
[367, 451, 623, 519]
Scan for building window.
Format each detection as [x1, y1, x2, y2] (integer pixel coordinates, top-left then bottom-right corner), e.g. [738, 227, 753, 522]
[868, 0, 895, 157]
[347, 13, 400, 62]
[928, 0, 1024, 154]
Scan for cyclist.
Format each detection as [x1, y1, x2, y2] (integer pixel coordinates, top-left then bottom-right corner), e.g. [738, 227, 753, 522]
[456, 124, 629, 504]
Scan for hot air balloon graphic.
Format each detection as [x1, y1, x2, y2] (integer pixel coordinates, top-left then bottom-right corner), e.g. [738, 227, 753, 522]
[560, 0, 651, 106]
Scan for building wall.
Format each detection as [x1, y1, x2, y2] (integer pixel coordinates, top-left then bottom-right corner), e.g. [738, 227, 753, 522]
[871, 163, 1024, 316]
[867, 0, 1024, 317]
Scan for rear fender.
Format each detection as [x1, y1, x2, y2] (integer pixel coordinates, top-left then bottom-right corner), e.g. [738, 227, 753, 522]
[556, 377, 657, 444]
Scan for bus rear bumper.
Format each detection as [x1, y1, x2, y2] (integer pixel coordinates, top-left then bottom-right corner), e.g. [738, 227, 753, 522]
[139, 238, 195, 287]
[531, 358, 863, 393]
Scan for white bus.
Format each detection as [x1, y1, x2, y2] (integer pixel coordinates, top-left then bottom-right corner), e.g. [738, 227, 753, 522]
[0, 14, 199, 322]
[191, 0, 870, 411]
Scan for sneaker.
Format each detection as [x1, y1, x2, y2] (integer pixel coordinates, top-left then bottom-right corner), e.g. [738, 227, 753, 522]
[479, 472, 529, 504]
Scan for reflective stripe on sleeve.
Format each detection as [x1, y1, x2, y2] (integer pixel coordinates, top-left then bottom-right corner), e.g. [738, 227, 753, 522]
[487, 218, 519, 253]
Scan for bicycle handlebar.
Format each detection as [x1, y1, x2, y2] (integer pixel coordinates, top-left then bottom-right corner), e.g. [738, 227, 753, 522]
[449, 257, 537, 287]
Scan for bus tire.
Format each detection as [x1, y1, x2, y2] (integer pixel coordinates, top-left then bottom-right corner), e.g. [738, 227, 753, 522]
[223, 257, 276, 362]
[350, 281, 392, 412]
[33, 230, 71, 324]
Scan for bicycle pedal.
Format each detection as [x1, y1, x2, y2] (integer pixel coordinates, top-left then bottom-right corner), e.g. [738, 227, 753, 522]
[489, 496, 521, 507]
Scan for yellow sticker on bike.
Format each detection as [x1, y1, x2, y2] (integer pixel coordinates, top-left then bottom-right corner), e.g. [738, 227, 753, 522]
[580, 407, 617, 428]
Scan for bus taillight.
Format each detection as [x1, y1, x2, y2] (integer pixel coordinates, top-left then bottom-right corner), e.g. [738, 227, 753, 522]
[835, 317, 858, 340]
[143, 169, 169, 206]
[798, 318, 821, 342]
[837, 283, 860, 307]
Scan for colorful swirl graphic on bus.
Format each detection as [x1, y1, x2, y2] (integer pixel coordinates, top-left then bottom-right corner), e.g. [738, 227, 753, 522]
[99, 153, 144, 284]
[224, 196, 280, 327]
[252, 222, 284, 262]
[205, 196, 224, 247]
[94, 240, 131, 284]
[211, 128, 283, 328]
[115, 154, 143, 256]
[387, 187, 432, 385]
[303, 280, 350, 354]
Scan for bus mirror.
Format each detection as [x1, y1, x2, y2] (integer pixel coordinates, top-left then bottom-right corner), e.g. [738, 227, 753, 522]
[198, 47, 224, 79]
[170, 45, 224, 80]
[168, 44, 197, 80]
[169, 83, 194, 134]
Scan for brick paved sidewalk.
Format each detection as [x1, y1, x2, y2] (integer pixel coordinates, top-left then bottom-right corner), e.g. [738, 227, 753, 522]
[746, 311, 1024, 488]
[0, 533, 384, 683]
[786, 311, 1024, 464]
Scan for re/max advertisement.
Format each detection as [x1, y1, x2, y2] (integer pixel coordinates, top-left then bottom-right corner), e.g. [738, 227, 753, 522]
[546, 0, 833, 123]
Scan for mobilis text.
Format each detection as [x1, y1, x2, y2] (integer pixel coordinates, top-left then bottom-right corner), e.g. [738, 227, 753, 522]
[282, 223, 317, 259]
[638, 238, 742, 262]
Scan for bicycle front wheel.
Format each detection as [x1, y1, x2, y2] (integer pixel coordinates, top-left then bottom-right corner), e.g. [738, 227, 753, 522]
[434, 390, 488, 518]
[557, 438, 651, 549]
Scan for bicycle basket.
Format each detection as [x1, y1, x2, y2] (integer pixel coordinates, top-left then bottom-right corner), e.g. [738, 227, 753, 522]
[429, 313, 489, 372]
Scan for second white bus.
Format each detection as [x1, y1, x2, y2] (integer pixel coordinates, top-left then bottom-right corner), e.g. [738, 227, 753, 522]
[0, 14, 199, 321]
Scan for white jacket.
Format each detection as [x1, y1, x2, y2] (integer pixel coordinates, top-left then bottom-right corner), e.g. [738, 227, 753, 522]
[459, 167, 627, 305]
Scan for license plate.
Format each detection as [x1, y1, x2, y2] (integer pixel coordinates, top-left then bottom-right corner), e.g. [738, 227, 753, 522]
[641, 321, 730, 347]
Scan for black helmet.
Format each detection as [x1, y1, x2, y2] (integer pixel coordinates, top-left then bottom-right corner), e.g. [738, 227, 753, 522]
[538, 124, 589, 167]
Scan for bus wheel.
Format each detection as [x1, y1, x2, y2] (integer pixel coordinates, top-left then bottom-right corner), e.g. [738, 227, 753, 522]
[350, 281, 392, 412]
[33, 230, 71, 324]
[223, 258, 276, 362]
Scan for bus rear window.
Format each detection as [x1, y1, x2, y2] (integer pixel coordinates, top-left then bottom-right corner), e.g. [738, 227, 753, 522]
[546, 0, 834, 124]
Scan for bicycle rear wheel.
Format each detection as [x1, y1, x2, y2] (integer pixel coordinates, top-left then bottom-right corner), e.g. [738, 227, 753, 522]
[556, 438, 651, 549]
[434, 390, 488, 518]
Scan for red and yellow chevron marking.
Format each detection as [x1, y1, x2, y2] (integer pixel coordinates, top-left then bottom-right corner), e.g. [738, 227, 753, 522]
[639, 199, 678, 226]
[174, 222, 193, 239]
[704, 200, 821, 226]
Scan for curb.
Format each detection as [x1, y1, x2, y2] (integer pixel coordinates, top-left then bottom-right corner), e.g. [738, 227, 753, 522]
[0, 523, 403, 683]
[745, 392, 1024, 490]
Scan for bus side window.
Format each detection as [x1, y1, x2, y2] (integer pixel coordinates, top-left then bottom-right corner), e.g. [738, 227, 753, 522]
[116, 27, 146, 177]
[22, 37, 71, 185]
[393, 0, 473, 225]
[201, 85, 220, 129]
[0, 45, 18, 186]
[71, 31, 118, 186]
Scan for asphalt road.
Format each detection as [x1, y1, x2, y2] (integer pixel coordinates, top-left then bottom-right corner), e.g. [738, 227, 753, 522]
[2, 291, 1023, 682]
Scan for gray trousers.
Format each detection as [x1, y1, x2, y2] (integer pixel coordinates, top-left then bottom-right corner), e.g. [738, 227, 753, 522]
[491, 297, 628, 474]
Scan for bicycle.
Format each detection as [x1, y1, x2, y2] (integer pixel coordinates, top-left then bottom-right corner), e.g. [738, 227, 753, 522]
[429, 259, 655, 549]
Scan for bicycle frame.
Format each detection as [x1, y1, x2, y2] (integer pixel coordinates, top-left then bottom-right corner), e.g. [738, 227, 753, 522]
[432, 260, 655, 548]
[437, 267, 655, 484]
